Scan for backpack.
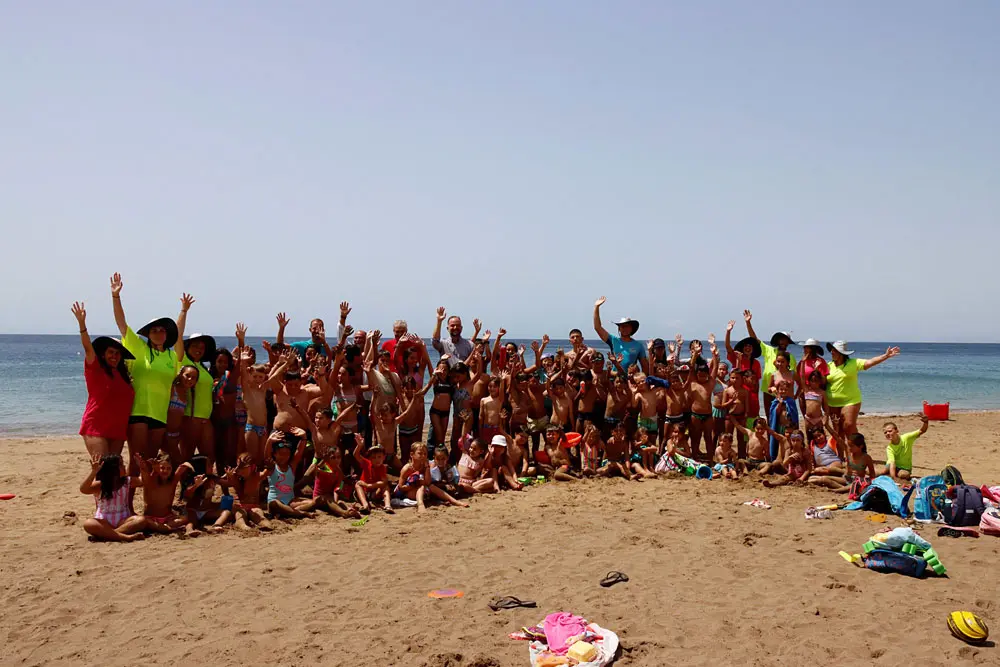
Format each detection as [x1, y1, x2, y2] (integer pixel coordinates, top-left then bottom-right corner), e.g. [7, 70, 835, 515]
[946, 485, 986, 527]
[912, 475, 948, 522]
[848, 476, 870, 501]
[941, 465, 965, 487]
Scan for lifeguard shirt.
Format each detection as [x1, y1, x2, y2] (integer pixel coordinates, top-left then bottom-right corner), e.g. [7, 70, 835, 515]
[825, 358, 868, 408]
[123, 327, 179, 423]
[179, 355, 214, 419]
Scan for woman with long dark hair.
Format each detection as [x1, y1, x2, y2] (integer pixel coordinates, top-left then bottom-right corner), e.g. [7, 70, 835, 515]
[72, 301, 135, 457]
[180, 332, 217, 469]
[110, 273, 193, 471]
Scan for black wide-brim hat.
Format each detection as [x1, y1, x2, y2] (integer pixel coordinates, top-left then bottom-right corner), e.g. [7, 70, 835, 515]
[734, 336, 762, 360]
[137, 317, 179, 349]
[769, 331, 793, 347]
[92, 336, 135, 360]
[183, 333, 217, 363]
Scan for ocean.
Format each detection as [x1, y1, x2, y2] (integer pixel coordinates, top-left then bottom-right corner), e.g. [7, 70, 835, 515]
[1, 335, 998, 436]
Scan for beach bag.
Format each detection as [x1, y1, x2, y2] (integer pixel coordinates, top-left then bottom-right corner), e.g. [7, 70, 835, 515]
[845, 475, 913, 518]
[941, 465, 965, 487]
[979, 508, 1000, 536]
[912, 475, 948, 522]
[946, 485, 985, 527]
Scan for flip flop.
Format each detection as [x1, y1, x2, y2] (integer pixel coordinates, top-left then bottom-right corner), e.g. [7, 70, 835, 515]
[488, 596, 537, 611]
[599, 571, 629, 588]
[938, 526, 979, 538]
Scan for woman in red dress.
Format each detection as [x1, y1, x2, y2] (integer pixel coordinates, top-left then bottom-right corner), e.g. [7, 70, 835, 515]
[72, 302, 135, 457]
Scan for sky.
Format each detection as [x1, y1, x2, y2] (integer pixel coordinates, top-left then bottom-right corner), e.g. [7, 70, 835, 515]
[2, 1, 999, 342]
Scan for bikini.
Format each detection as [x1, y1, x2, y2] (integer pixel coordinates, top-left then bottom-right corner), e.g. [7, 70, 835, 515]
[458, 453, 482, 485]
[430, 382, 454, 418]
[167, 391, 187, 438]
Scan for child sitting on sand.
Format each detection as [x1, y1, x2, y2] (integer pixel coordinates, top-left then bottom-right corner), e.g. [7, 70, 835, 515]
[221, 453, 273, 531]
[354, 436, 394, 512]
[538, 425, 579, 481]
[182, 474, 233, 536]
[458, 437, 497, 494]
[486, 435, 524, 491]
[262, 432, 316, 519]
[881, 415, 930, 480]
[598, 422, 632, 479]
[729, 417, 770, 471]
[630, 430, 658, 479]
[713, 433, 741, 479]
[430, 445, 460, 495]
[303, 448, 363, 518]
[762, 429, 813, 488]
[80, 453, 146, 542]
[135, 452, 192, 533]
[809, 433, 876, 492]
[396, 443, 468, 511]
[579, 423, 603, 477]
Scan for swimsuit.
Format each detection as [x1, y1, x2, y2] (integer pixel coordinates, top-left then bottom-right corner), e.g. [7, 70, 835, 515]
[94, 478, 132, 529]
[690, 412, 711, 421]
[580, 443, 601, 472]
[267, 466, 295, 505]
[458, 453, 482, 485]
[147, 515, 173, 525]
[245, 423, 266, 436]
[664, 414, 686, 425]
[169, 390, 187, 413]
[398, 424, 421, 437]
[637, 416, 657, 433]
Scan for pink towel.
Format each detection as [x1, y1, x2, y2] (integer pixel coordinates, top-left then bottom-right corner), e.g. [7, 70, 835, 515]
[543, 612, 588, 655]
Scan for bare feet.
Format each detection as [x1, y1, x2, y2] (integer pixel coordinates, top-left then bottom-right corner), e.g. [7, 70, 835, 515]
[123, 533, 147, 542]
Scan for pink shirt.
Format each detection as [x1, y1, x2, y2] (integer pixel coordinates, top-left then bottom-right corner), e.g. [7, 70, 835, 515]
[80, 359, 135, 441]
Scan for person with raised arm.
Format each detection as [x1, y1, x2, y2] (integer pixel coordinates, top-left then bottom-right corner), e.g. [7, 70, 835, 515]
[110, 273, 192, 473]
[431, 306, 473, 368]
[825, 341, 901, 436]
[72, 301, 135, 458]
[592, 296, 648, 374]
[743, 309, 796, 419]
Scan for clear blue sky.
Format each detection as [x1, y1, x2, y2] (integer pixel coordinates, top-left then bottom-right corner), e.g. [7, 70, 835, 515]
[3, 1, 999, 342]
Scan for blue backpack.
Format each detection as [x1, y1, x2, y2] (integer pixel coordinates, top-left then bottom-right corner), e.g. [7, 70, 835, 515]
[913, 475, 948, 522]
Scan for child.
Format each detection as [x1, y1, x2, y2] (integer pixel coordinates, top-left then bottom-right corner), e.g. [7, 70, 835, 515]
[262, 432, 316, 519]
[767, 380, 799, 461]
[599, 422, 634, 479]
[221, 453, 274, 531]
[548, 377, 575, 430]
[579, 423, 603, 477]
[396, 374, 436, 467]
[80, 454, 146, 542]
[354, 437, 394, 513]
[304, 448, 363, 518]
[238, 344, 290, 463]
[506, 424, 534, 478]
[458, 438, 497, 494]
[767, 352, 796, 399]
[762, 430, 813, 488]
[809, 432, 876, 492]
[486, 435, 524, 490]
[538, 425, 579, 481]
[167, 365, 200, 463]
[720, 372, 748, 457]
[808, 425, 844, 476]
[370, 403, 399, 469]
[428, 362, 454, 449]
[728, 417, 771, 471]
[630, 430, 658, 479]
[305, 404, 358, 463]
[713, 433, 741, 479]
[183, 474, 233, 536]
[799, 370, 827, 430]
[478, 376, 504, 442]
[430, 445, 461, 495]
[881, 415, 929, 480]
[135, 452, 192, 533]
[632, 375, 660, 440]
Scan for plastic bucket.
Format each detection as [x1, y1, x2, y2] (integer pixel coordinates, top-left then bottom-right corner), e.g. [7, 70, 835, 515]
[695, 464, 714, 480]
[923, 402, 950, 421]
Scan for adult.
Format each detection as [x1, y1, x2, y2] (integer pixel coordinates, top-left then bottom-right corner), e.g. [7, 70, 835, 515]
[276, 312, 332, 362]
[72, 301, 135, 457]
[382, 319, 432, 375]
[795, 338, 829, 390]
[825, 341, 901, 436]
[432, 307, 474, 367]
[110, 273, 191, 473]
[180, 332, 217, 465]
[743, 310, 796, 417]
[592, 296, 648, 374]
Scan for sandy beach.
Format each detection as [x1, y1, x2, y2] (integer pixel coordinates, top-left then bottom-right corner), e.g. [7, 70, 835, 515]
[2, 413, 999, 666]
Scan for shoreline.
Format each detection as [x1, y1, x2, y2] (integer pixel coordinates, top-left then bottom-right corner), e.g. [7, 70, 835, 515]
[6, 408, 998, 441]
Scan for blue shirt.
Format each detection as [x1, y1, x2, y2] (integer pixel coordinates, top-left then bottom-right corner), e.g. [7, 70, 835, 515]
[607, 334, 647, 371]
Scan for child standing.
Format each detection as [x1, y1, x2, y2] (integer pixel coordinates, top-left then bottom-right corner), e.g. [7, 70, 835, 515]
[799, 370, 828, 430]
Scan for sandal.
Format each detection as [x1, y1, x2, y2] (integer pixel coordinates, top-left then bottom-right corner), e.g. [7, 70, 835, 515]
[488, 596, 537, 612]
[599, 571, 629, 588]
[938, 526, 979, 538]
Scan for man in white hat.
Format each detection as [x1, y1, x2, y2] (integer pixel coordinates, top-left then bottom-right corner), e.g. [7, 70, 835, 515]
[593, 296, 648, 374]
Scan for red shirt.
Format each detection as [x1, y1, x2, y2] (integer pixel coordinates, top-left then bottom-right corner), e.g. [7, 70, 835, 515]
[80, 358, 135, 440]
[727, 351, 762, 417]
[381, 338, 419, 374]
[359, 456, 387, 484]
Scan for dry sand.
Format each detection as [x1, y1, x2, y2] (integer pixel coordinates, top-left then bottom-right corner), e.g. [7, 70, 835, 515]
[2, 414, 999, 667]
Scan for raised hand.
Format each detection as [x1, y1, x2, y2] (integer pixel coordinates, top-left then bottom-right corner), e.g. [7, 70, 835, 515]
[71, 301, 87, 325]
[667, 342, 676, 354]
[180, 293, 195, 312]
[674, 333, 683, 348]
[518, 345, 526, 356]
[542, 334, 550, 346]
[708, 333, 716, 346]
[343, 325, 355, 339]
[743, 309, 752, 323]
[276, 312, 289, 329]
[262, 340, 272, 353]
[497, 328, 507, 339]
[594, 296, 606, 308]
[482, 330, 491, 342]
[110, 273, 123, 296]
[886, 346, 901, 358]
[473, 318, 482, 332]
[370, 329, 382, 345]
[436, 307, 447, 322]
[280, 348, 296, 365]
[235, 322, 247, 341]
[530, 340, 540, 352]
[90, 453, 103, 469]
[289, 426, 307, 438]
[726, 320, 735, 332]
[340, 302, 352, 319]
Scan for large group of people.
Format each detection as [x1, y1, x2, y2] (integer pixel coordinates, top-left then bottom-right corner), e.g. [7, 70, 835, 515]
[73, 275, 920, 542]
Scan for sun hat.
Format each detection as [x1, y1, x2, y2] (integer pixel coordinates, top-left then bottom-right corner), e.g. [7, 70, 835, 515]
[490, 434, 508, 448]
[137, 317, 179, 349]
[734, 336, 762, 360]
[614, 317, 640, 335]
[183, 333, 217, 363]
[91, 336, 135, 361]
[769, 331, 793, 347]
[798, 338, 824, 355]
[826, 341, 855, 356]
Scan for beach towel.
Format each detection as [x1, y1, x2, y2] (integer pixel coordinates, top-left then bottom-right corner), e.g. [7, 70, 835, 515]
[655, 451, 696, 475]
[528, 620, 619, 667]
[543, 612, 588, 655]
[844, 475, 913, 518]
[768, 397, 799, 461]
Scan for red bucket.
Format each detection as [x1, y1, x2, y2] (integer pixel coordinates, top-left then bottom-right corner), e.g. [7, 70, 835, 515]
[922, 402, 949, 421]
